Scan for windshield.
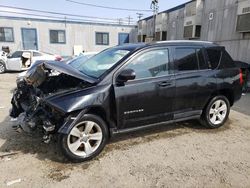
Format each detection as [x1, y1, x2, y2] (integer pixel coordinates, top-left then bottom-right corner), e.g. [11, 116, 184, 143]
[76, 48, 131, 78]
[69, 56, 89, 69]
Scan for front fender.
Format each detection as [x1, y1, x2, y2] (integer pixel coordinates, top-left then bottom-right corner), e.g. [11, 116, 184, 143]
[58, 109, 87, 134]
[44, 84, 111, 114]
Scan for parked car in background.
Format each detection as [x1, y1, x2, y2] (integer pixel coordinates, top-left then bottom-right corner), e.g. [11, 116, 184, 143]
[0, 51, 7, 73]
[10, 41, 242, 162]
[0, 50, 62, 73]
[16, 51, 98, 79]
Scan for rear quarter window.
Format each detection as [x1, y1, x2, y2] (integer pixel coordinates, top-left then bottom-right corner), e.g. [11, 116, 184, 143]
[206, 49, 222, 69]
[219, 51, 235, 68]
[175, 48, 198, 71]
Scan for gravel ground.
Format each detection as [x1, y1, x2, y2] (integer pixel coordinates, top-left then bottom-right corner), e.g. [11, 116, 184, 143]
[0, 73, 250, 188]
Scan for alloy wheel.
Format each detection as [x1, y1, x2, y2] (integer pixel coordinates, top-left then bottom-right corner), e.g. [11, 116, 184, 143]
[209, 99, 228, 125]
[67, 121, 103, 157]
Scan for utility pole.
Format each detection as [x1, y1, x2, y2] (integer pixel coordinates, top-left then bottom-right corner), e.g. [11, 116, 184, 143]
[127, 15, 133, 25]
[136, 13, 143, 21]
[150, 0, 159, 41]
[118, 18, 123, 25]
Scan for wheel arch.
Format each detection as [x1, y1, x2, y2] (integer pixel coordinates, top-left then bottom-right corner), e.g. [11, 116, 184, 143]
[58, 105, 115, 136]
[204, 89, 234, 110]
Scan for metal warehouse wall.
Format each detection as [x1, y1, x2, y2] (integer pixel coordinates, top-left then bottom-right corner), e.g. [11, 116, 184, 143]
[0, 17, 137, 56]
[201, 0, 250, 63]
[138, 0, 250, 63]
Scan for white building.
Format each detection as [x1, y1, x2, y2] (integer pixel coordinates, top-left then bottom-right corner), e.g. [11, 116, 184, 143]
[0, 16, 137, 56]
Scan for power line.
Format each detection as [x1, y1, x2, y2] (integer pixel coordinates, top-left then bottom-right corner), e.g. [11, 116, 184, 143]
[65, 0, 152, 12]
[136, 13, 144, 20]
[0, 10, 137, 25]
[0, 5, 120, 21]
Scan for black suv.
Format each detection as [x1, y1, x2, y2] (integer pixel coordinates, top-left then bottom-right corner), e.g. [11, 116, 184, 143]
[10, 41, 242, 162]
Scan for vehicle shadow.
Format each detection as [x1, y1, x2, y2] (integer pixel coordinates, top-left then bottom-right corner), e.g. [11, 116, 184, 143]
[0, 114, 231, 164]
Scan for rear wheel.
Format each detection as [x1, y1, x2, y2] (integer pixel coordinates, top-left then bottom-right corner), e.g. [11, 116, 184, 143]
[200, 96, 230, 128]
[0, 62, 6, 73]
[59, 114, 109, 162]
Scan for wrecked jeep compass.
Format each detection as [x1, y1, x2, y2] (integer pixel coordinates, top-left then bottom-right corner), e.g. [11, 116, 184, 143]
[10, 41, 242, 162]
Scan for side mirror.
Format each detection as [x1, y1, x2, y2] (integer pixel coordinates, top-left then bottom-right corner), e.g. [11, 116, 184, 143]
[117, 69, 136, 84]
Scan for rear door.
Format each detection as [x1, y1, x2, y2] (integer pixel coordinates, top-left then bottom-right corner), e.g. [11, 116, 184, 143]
[114, 47, 175, 129]
[173, 46, 216, 118]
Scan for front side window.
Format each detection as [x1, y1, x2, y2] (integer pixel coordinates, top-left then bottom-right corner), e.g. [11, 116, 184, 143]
[125, 49, 169, 80]
[10, 51, 23, 58]
[50, 30, 66, 44]
[0, 27, 14, 42]
[96, 32, 109, 45]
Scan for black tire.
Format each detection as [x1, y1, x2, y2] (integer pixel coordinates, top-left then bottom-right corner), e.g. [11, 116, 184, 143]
[0, 61, 6, 74]
[200, 95, 230, 129]
[59, 114, 109, 163]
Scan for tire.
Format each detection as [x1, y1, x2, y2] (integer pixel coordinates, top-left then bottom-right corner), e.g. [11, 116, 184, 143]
[200, 95, 230, 129]
[59, 114, 109, 162]
[0, 61, 6, 74]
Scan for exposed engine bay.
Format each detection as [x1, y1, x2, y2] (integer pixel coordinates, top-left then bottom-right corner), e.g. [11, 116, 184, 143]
[10, 62, 93, 143]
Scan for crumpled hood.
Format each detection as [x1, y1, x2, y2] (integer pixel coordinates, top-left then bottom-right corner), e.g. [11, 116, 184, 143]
[43, 61, 97, 84]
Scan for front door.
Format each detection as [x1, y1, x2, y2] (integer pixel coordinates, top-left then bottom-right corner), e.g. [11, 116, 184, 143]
[21, 28, 38, 50]
[6, 51, 23, 71]
[114, 47, 175, 129]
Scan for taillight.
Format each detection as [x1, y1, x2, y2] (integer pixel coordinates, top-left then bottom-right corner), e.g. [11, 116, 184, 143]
[239, 69, 244, 85]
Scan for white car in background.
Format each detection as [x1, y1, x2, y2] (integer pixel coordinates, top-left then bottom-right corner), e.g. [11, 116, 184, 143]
[0, 50, 62, 73]
[17, 51, 98, 79]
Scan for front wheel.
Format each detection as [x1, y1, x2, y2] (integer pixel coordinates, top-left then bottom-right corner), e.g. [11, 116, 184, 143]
[200, 96, 230, 129]
[59, 114, 109, 162]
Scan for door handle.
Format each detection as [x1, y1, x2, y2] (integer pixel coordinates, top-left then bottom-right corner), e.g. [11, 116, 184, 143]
[158, 81, 172, 87]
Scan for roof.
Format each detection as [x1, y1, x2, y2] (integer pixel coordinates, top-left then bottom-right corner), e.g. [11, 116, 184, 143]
[117, 40, 218, 50]
[139, 0, 195, 22]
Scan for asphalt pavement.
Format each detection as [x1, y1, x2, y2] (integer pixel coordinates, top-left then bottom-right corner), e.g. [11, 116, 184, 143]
[233, 92, 250, 116]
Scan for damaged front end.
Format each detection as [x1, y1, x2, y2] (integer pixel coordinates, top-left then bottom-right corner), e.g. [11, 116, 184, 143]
[10, 61, 96, 142]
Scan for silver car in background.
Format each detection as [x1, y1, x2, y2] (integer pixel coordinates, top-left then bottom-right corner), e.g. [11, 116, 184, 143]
[0, 50, 61, 73]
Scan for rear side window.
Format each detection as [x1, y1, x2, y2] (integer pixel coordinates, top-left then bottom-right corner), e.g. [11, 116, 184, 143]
[175, 47, 208, 72]
[206, 49, 221, 69]
[175, 48, 198, 71]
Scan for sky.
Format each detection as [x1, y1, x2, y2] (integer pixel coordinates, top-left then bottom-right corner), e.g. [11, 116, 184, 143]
[0, 0, 190, 24]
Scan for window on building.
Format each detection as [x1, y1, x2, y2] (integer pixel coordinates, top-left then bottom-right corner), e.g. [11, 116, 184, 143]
[0, 27, 14, 42]
[175, 48, 199, 71]
[50, 30, 66, 44]
[125, 49, 169, 80]
[195, 25, 201, 38]
[96, 32, 109, 45]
